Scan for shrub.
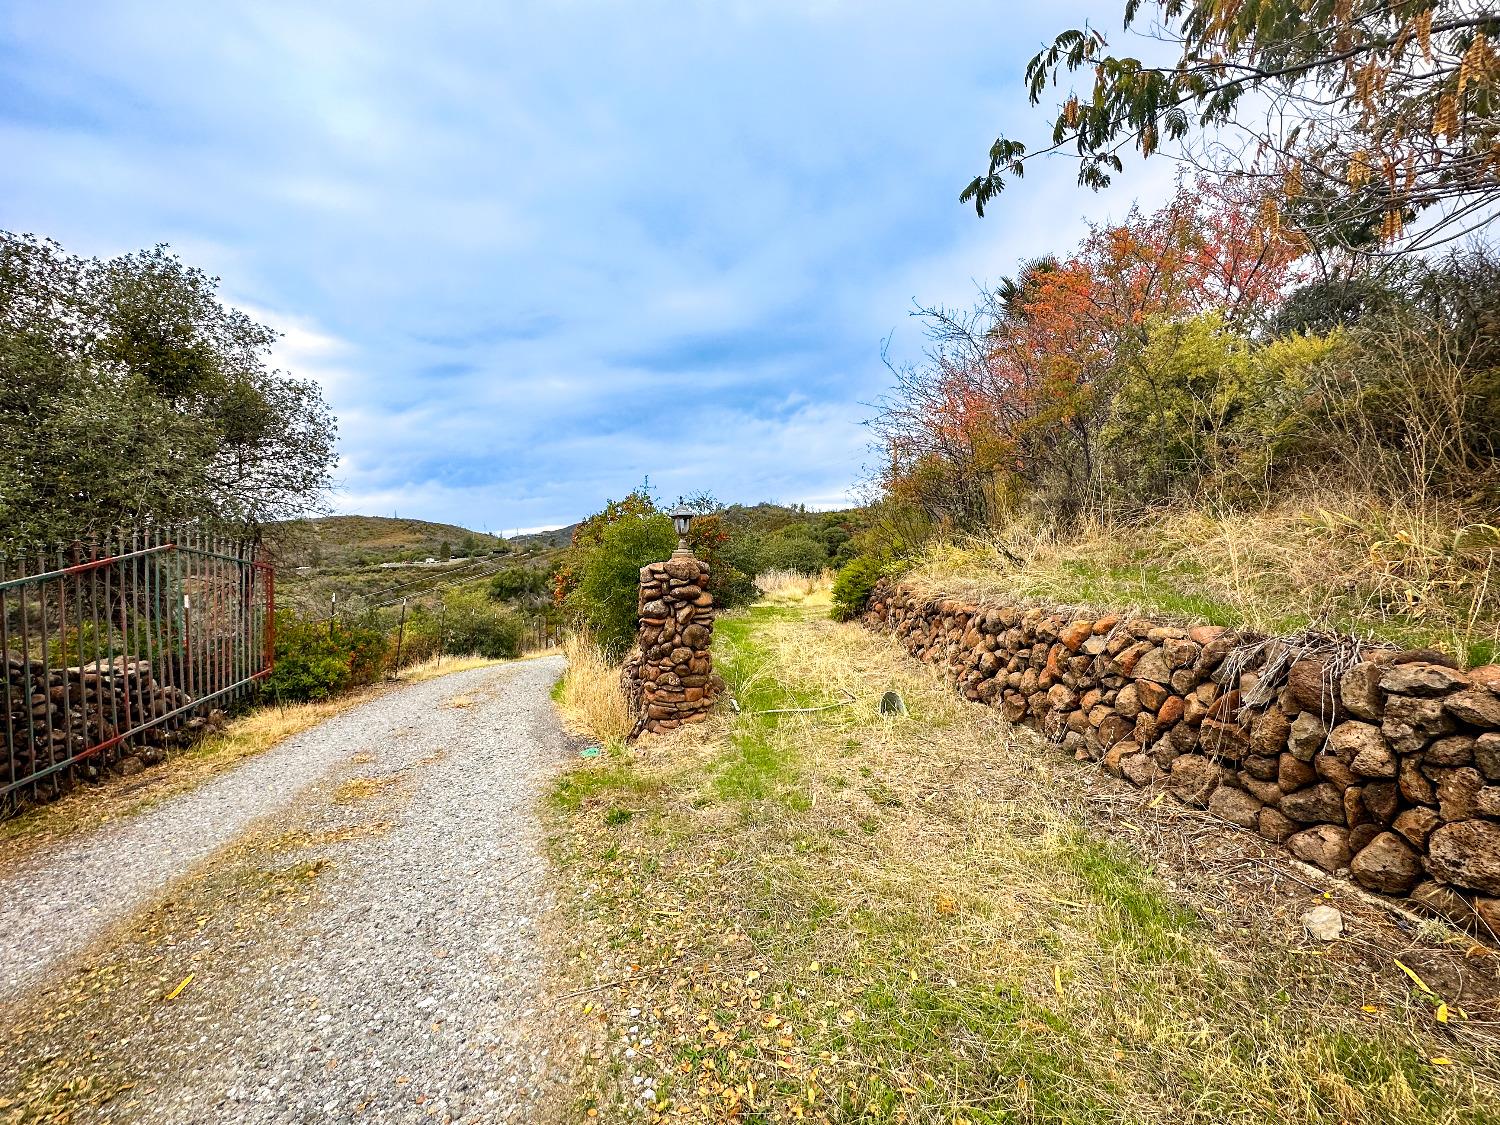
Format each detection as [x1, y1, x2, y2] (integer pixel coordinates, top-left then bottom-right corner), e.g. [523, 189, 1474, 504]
[265, 611, 360, 702]
[568, 512, 677, 655]
[831, 556, 885, 622]
[757, 527, 829, 574]
[342, 621, 391, 686]
[442, 590, 525, 658]
[488, 566, 546, 602]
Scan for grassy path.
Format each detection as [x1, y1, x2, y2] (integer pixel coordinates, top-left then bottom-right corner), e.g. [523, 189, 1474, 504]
[547, 604, 1500, 1124]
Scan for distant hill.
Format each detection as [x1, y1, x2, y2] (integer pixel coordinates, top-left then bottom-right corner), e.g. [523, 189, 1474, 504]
[508, 523, 578, 550]
[265, 515, 508, 569]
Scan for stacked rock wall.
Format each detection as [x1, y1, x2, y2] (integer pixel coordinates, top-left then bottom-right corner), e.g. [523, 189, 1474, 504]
[627, 555, 722, 736]
[864, 579, 1500, 931]
[5, 653, 219, 787]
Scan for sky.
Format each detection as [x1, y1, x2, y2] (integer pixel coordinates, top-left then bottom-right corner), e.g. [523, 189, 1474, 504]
[1, 1, 1176, 534]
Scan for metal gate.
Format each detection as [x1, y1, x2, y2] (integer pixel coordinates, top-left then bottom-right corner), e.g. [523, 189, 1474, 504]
[1, 527, 274, 803]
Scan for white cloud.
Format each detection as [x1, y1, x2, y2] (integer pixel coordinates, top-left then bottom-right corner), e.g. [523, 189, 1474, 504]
[2, 0, 1169, 528]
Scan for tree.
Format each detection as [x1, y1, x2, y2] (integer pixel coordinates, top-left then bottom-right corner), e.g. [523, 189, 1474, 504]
[963, 2, 1500, 256]
[567, 510, 677, 655]
[0, 232, 337, 542]
[871, 176, 1304, 523]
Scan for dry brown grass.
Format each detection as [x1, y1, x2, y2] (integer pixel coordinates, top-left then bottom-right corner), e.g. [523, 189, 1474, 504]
[545, 604, 1500, 1123]
[399, 653, 508, 682]
[903, 489, 1500, 667]
[555, 630, 634, 746]
[754, 568, 836, 606]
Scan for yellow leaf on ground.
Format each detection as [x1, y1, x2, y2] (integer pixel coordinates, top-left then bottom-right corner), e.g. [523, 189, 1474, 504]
[164, 973, 194, 1001]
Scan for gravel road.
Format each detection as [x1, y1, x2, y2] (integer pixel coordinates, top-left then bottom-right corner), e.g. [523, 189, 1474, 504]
[0, 655, 576, 1123]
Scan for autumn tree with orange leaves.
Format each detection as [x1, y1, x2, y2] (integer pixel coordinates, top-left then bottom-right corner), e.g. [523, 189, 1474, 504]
[870, 176, 1307, 526]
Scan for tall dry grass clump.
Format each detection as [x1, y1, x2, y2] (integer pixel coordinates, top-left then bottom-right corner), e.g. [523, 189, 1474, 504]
[753, 567, 834, 605]
[557, 630, 634, 745]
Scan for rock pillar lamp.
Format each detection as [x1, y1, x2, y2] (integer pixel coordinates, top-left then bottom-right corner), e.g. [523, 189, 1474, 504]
[669, 504, 695, 556]
[623, 505, 723, 736]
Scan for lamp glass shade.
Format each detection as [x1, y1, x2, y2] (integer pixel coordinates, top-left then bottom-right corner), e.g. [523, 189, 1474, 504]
[667, 505, 695, 537]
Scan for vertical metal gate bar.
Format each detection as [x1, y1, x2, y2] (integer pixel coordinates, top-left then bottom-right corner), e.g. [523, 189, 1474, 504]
[1, 554, 15, 794]
[56, 543, 76, 778]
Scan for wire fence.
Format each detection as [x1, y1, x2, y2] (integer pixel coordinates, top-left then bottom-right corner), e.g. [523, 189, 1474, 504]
[1, 527, 273, 807]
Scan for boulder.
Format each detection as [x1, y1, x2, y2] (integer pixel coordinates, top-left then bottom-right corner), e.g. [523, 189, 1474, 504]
[1278, 753, 1318, 792]
[1349, 832, 1422, 894]
[1339, 661, 1385, 721]
[1136, 679, 1170, 711]
[1208, 785, 1262, 828]
[1115, 683, 1141, 719]
[1362, 781, 1399, 823]
[1167, 754, 1222, 807]
[1314, 753, 1357, 790]
[1242, 754, 1279, 782]
[1280, 782, 1347, 824]
[1426, 735, 1475, 767]
[1478, 733, 1500, 780]
[1287, 825, 1352, 873]
[1157, 695, 1186, 726]
[1133, 648, 1174, 685]
[1060, 619, 1093, 652]
[1200, 718, 1250, 759]
[1398, 757, 1437, 805]
[1427, 820, 1500, 896]
[1393, 806, 1441, 848]
[1119, 752, 1160, 788]
[1286, 658, 1334, 712]
[1446, 688, 1500, 729]
[1288, 711, 1327, 761]
[1328, 721, 1395, 778]
[1382, 693, 1454, 753]
[1239, 772, 1283, 806]
[1432, 766, 1484, 821]
[1379, 661, 1468, 697]
[1250, 708, 1291, 755]
[1258, 807, 1297, 842]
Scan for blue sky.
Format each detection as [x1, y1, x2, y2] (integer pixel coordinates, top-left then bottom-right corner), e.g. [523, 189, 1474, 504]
[2, 1, 1173, 533]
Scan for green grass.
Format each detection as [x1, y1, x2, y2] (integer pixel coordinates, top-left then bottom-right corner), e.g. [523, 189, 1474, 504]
[548, 754, 659, 812]
[1058, 830, 1199, 962]
[711, 605, 816, 806]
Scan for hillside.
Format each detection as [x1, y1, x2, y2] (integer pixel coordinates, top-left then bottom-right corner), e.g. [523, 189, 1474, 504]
[265, 515, 508, 569]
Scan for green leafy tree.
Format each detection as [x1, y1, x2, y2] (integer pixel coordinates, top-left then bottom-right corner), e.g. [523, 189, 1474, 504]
[568, 512, 677, 655]
[0, 233, 336, 542]
[964, 2, 1500, 255]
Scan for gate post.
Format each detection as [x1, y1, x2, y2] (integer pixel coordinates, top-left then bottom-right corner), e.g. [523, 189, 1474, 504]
[628, 549, 721, 737]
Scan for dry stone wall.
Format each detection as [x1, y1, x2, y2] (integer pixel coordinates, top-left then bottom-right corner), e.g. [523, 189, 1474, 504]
[5, 653, 222, 787]
[864, 579, 1500, 933]
[624, 555, 723, 737]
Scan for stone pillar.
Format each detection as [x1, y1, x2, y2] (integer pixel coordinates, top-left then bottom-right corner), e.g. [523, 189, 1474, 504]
[627, 552, 721, 736]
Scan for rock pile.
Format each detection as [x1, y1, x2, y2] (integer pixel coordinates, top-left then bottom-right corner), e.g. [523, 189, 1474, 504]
[5, 654, 209, 784]
[623, 555, 722, 736]
[864, 580, 1500, 933]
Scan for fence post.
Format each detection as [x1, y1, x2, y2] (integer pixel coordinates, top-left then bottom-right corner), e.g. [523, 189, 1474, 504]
[393, 598, 407, 675]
